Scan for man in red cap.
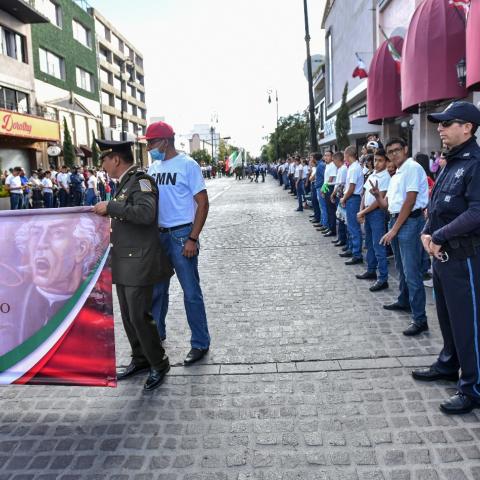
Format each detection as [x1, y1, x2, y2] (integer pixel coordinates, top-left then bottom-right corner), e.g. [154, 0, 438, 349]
[143, 121, 211, 365]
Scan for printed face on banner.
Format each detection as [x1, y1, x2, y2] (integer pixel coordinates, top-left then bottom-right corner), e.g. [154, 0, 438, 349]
[0, 209, 115, 387]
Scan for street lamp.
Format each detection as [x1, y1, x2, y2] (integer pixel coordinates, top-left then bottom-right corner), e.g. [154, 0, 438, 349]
[401, 118, 415, 156]
[302, 0, 319, 153]
[456, 58, 467, 87]
[267, 88, 280, 161]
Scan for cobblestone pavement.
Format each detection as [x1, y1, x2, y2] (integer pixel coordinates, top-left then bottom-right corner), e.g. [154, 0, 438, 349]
[1, 176, 479, 480]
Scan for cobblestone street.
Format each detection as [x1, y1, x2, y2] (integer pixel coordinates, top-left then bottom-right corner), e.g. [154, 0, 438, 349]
[1, 176, 480, 480]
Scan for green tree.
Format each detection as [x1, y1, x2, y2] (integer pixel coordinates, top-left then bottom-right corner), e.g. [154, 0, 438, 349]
[335, 82, 351, 150]
[266, 113, 309, 159]
[62, 118, 76, 168]
[91, 130, 100, 167]
[217, 139, 229, 164]
[190, 149, 212, 165]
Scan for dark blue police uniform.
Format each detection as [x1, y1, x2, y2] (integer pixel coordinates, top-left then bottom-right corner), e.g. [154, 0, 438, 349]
[415, 101, 480, 413]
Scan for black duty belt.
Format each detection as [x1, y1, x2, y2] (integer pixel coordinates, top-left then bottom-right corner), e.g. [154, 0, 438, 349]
[158, 223, 192, 233]
[390, 209, 423, 220]
[444, 236, 480, 260]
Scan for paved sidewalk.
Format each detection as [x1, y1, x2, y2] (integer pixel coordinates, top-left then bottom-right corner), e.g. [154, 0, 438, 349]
[1, 176, 479, 480]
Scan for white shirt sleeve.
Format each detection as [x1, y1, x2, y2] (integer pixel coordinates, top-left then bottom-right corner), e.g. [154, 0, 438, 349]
[405, 164, 421, 193]
[187, 160, 207, 196]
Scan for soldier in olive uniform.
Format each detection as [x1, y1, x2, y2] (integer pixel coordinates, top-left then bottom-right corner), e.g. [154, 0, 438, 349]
[93, 139, 173, 392]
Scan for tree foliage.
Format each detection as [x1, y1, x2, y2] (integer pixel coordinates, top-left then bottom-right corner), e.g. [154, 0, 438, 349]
[335, 82, 351, 151]
[191, 149, 212, 165]
[62, 118, 76, 168]
[91, 130, 100, 167]
[262, 113, 309, 162]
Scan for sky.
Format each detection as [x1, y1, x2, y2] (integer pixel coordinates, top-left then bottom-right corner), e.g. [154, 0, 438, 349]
[90, 0, 326, 155]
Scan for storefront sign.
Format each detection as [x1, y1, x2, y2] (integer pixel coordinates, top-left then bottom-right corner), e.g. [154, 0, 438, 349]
[47, 145, 61, 156]
[324, 115, 337, 137]
[0, 109, 60, 142]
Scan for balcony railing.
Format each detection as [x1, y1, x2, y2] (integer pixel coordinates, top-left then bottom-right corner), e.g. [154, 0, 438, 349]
[1, 103, 58, 121]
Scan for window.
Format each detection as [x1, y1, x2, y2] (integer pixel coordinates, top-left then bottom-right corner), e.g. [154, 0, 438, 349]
[99, 68, 110, 84]
[99, 46, 110, 63]
[138, 107, 146, 120]
[35, 0, 62, 27]
[112, 33, 122, 52]
[135, 55, 143, 69]
[94, 18, 107, 39]
[137, 90, 145, 103]
[0, 26, 26, 63]
[136, 73, 144, 86]
[326, 30, 333, 105]
[72, 20, 91, 48]
[76, 67, 93, 92]
[130, 85, 136, 97]
[0, 86, 29, 113]
[101, 90, 112, 106]
[39, 48, 64, 79]
[128, 121, 136, 133]
[102, 113, 111, 126]
[124, 44, 131, 59]
[113, 76, 121, 91]
[114, 96, 122, 111]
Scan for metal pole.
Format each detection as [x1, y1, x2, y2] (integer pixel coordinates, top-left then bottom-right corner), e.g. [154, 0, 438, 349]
[276, 90, 280, 160]
[120, 61, 125, 141]
[303, 0, 318, 152]
[210, 127, 214, 163]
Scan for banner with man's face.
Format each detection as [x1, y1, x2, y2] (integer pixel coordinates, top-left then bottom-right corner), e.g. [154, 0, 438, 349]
[0, 207, 116, 387]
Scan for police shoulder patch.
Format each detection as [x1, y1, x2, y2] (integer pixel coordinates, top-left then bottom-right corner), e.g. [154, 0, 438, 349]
[139, 179, 153, 192]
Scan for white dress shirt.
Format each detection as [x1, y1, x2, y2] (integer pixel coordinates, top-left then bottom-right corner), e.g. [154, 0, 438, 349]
[364, 169, 391, 207]
[346, 161, 364, 195]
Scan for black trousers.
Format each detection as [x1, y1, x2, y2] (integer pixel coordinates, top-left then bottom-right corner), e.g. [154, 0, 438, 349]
[116, 284, 168, 370]
[325, 185, 337, 235]
[432, 254, 480, 400]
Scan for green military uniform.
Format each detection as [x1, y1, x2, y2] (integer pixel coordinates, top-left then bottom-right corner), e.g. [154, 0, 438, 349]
[101, 147, 173, 372]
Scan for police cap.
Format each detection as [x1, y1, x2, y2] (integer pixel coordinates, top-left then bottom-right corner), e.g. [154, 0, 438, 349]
[95, 139, 134, 160]
[427, 101, 480, 125]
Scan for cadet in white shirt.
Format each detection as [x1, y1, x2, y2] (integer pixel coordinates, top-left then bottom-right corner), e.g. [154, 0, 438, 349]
[356, 151, 391, 291]
[331, 152, 348, 247]
[370, 137, 429, 336]
[323, 154, 338, 237]
[340, 146, 365, 263]
[56, 165, 71, 207]
[5, 167, 24, 210]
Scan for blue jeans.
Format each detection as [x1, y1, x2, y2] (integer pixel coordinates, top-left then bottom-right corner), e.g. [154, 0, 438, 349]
[283, 172, 289, 189]
[365, 209, 388, 282]
[311, 184, 321, 222]
[346, 195, 362, 258]
[85, 188, 98, 206]
[389, 216, 427, 326]
[326, 186, 337, 234]
[296, 179, 305, 210]
[10, 193, 23, 210]
[152, 225, 210, 349]
[317, 189, 328, 228]
[43, 192, 53, 209]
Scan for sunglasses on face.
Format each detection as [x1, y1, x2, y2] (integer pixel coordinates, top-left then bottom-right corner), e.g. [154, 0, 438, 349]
[439, 119, 467, 128]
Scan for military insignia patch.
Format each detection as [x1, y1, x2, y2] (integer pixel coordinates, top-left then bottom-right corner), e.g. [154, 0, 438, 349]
[455, 168, 465, 179]
[139, 179, 152, 192]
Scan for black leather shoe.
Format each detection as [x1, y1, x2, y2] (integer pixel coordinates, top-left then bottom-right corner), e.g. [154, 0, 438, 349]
[369, 280, 389, 292]
[383, 302, 411, 312]
[117, 362, 150, 381]
[339, 251, 353, 258]
[403, 322, 429, 336]
[319, 227, 329, 233]
[356, 271, 377, 280]
[341, 245, 349, 252]
[184, 348, 209, 366]
[144, 364, 170, 391]
[440, 392, 480, 414]
[324, 232, 336, 237]
[412, 366, 459, 382]
[345, 257, 363, 265]
[334, 242, 346, 247]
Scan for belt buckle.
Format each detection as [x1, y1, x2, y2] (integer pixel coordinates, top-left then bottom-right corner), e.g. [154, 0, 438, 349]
[439, 251, 449, 263]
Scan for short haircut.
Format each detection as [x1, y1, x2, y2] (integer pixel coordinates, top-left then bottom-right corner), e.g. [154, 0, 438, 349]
[13, 166, 22, 173]
[325, 149, 333, 155]
[312, 152, 323, 161]
[385, 137, 407, 149]
[332, 151, 344, 162]
[344, 146, 357, 159]
[45, 170, 51, 175]
[116, 150, 134, 164]
[375, 148, 387, 159]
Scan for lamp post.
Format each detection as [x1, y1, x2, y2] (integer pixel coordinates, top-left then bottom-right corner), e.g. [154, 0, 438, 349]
[302, 0, 318, 152]
[401, 118, 415, 157]
[119, 58, 135, 142]
[209, 126, 215, 164]
[456, 58, 467, 87]
[267, 89, 280, 161]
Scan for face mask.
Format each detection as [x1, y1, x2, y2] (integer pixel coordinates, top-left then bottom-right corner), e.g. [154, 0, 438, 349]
[150, 148, 165, 161]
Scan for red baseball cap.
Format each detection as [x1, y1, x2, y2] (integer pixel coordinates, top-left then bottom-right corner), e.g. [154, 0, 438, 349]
[139, 121, 175, 140]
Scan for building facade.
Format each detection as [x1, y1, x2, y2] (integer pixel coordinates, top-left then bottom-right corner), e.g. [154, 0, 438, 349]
[31, 0, 101, 167]
[320, 0, 379, 150]
[0, 0, 60, 174]
[89, 8, 147, 142]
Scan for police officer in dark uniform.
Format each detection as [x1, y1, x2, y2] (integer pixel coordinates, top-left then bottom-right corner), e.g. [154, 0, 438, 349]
[93, 139, 173, 392]
[412, 101, 480, 414]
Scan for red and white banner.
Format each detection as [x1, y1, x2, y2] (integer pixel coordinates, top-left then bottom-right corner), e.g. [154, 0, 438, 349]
[0, 207, 116, 387]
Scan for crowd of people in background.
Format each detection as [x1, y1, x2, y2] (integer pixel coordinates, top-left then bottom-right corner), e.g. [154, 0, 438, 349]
[269, 134, 441, 337]
[1, 165, 116, 210]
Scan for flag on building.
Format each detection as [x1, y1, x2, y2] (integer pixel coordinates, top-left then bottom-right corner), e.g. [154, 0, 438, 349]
[352, 53, 368, 79]
[380, 27, 402, 74]
[0, 207, 116, 387]
[449, 0, 471, 17]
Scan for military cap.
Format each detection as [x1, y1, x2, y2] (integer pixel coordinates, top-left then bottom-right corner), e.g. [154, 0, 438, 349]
[95, 139, 134, 159]
[428, 101, 480, 125]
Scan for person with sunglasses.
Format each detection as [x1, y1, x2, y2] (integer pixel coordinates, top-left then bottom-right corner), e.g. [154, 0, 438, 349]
[411, 101, 480, 415]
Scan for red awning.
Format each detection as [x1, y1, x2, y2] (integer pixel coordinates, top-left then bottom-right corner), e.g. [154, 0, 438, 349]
[401, 0, 467, 112]
[367, 36, 404, 125]
[467, 0, 480, 90]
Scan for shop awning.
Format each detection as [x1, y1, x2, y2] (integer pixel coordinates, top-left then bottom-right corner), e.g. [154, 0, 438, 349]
[367, 36, 403, 125]
[80, 145, 93, 157]
[74, 147, 85, 158]
[467, 0, 480, 90]
[401, 0, 467, 112]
